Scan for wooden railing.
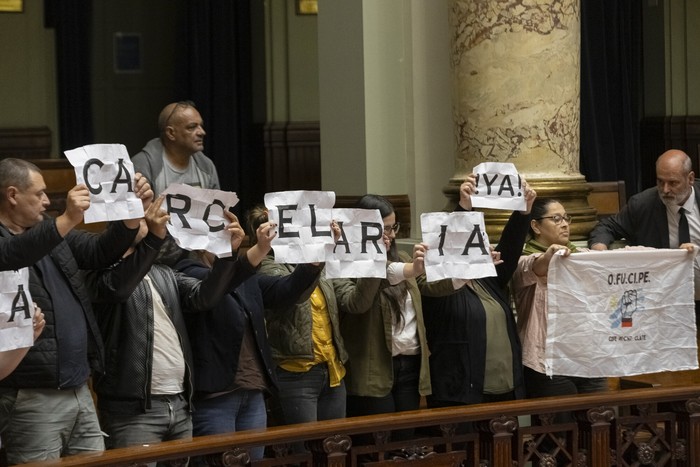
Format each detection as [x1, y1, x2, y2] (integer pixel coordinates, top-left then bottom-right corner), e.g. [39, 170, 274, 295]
[16, 385, 700, 467]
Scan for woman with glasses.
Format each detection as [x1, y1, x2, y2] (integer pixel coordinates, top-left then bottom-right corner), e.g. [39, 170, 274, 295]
[512, 198, 607, 408]
[419, 174, 536, 410]
[338, 194, 430, 432]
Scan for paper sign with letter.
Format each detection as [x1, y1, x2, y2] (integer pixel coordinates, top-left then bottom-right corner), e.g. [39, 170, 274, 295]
[420, 211, 496, 282]
[0, 268, 33, 352]
[471, 162, 526, 211]
[325, 208, 386, 279]
[265, 190, 335, 264]
[162, 183, 240, 258]
[547, 249, 698, 377]
[64, 144, 144, 224]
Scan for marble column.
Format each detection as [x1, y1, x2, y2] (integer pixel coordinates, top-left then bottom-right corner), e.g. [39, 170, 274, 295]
[444, 0, 596, 240]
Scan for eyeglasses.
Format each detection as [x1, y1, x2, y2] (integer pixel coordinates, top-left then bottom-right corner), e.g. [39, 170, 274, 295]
[536, 214, 572, 225]
[164, 100, 196, 127]
[383, 222, 401, 234]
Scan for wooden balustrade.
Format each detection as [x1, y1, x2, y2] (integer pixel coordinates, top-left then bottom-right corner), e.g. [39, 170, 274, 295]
[15, 385, 700, 467]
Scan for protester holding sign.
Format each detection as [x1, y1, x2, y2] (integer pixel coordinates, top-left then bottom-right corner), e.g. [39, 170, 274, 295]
[0, 157, 151, 464]
[175, 215, 328, 462]
[338, 195, 430, 433]
[87, 195, 268, 456]
[419, 175, 536, 409]
[246, 206, 349, 432]
[512, 198, 607, 414]
[589, 149, 700, 321]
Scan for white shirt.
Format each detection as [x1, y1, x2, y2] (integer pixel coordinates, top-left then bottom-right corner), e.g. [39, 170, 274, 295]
[145, 275, 186, 395]
[666, 189, 700, 299]
[386, 262, 420, 356]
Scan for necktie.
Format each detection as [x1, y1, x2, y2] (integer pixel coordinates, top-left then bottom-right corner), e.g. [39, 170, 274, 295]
[679, 207, 691, 245]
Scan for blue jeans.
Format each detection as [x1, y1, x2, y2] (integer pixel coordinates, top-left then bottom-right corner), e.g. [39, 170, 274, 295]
[0, 384, 105, 465]
[192, 390, 267, 461]
[99, 393, 192, 449]
[275, 363, 346, 424]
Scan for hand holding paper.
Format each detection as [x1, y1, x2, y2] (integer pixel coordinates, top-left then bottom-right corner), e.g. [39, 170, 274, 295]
[410, 243, 427, 277]
[64, 144, 145, 224]
[246, 220, 278, 267]
[162, 183, 240, 258]
[522, 179, 537, 213]
[224, 211, 246, 252]
[54, 184, 91, 237]
[490, 246, 503, 266]
[122, 173, 155, 230]
[471, 162, 528, 211]
[458, 174, 478, 211]
[32, 305, 45, 341]
[133, 173, 154, 209]
[144, 195, 169, 239]
[331, 220, 341, 242]
[420, 211, 496, 282]
[324, 207, 386, 279]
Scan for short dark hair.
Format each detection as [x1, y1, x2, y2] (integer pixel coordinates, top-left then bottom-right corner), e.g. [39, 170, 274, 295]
[528, 198, 562, 240]
[0, 158, 41, 192]
[356, 194, 398, 261]
[356, 194, 394, 217]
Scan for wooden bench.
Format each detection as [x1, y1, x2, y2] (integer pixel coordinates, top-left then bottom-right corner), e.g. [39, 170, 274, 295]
[587, 180, 627, 219]
[0, 126, 52, 159]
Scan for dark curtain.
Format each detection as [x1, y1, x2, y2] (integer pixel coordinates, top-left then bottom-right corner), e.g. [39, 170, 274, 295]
[176, 0, 262, 220]
[579, 0, 643, 195]
[45, 0, 93, 154]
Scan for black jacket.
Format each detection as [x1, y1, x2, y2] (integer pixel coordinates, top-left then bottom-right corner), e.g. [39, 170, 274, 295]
[419, 210, 529, 404]
[588, 182, 700, 248]
[88, 238, 257, 414]
[0, 219, 138, 389]
[177, 259, 322, 397]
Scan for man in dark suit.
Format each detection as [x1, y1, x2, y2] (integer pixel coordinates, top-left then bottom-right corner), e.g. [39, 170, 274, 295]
[588, 149, 700, 315]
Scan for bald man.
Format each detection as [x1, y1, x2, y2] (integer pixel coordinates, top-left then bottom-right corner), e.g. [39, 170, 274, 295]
[588, 149, 700, 313]
[133, 101, 220, 197]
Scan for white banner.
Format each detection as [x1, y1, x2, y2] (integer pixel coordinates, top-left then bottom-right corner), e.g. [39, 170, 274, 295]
[162, 183, 240, 258]
[324, 208, 386, 279]
[0, 269, 33, 352]
[470, 162, 526, 211]
[265, 190, 336, 264]
[64, 144, 144, 224]
[420, 211, 496, 282]
[547, 249, 698, 377]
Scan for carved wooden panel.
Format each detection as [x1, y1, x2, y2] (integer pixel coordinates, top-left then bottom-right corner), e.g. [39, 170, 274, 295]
[0, 126, 52, 159]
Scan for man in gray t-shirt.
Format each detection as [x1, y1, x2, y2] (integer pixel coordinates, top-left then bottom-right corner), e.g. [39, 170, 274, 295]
[132, 101, 220, 196]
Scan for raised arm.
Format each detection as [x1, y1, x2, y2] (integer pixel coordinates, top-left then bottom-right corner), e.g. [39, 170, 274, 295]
[86, 197, 169, 303]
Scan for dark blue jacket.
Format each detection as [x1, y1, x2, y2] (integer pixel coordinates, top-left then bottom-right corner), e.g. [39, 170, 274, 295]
[588, 181, 700, 248]
[88, 236, 255, 414]
[176, 259, 321, 396]
[0, 219, 137, 388]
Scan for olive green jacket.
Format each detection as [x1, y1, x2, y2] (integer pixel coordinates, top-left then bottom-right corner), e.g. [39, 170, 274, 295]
[336, 252, 431, 398]
[260, 257, 348, 365]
